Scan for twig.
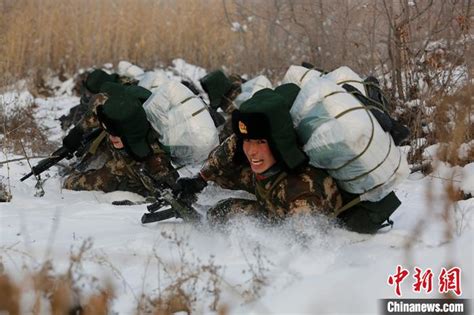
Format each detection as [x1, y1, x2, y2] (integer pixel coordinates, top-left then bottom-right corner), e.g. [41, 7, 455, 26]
[0, 156, 49, 165]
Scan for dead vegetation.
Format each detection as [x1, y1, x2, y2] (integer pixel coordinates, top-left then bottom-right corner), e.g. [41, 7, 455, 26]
[0, 0, 471, 159]
[1, 104, 54, 156]
[0, 240, 115, 315]
[0, 230, 275, 314]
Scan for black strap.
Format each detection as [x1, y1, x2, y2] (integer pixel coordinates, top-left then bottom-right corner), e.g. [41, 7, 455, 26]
[379, 218, 394, 230]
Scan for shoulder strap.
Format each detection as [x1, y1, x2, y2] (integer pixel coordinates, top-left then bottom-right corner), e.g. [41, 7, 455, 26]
[87, 130, 107, 155]
[331, 195, 361, 218]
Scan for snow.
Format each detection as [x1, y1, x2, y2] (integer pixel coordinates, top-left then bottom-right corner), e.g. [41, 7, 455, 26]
[1, 162, 472, 313]
[0, 90, 34, 115]
[458, 140, 473, 160]
[171, 58, 208, 89]
[459, 163, 474, 195]
[1, 60, 473, 314]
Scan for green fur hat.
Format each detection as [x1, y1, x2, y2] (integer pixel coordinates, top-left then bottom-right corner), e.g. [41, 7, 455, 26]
[199, 70, 233, 109]
[232, 83, 305, 170]
[97, 92, 151, 160]
[85, 69, 120, 94]
[100, 82, 152, 104]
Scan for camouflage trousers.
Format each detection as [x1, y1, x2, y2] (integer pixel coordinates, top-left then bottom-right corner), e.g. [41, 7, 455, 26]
[207, 198, 265, 224]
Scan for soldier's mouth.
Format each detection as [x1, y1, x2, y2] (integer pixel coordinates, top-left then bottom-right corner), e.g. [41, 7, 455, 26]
[250, 159, 264, 166]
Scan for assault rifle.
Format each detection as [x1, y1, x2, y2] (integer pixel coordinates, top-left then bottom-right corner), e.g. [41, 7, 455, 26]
[138, 169, 202, 224]
[20, 127, 103, 182]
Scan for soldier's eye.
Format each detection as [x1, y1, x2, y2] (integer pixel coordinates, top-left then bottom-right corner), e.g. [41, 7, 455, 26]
[257, 139, 268, 144]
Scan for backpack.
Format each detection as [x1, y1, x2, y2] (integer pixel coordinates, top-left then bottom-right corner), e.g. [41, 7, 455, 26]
[142, 81, 219, 166]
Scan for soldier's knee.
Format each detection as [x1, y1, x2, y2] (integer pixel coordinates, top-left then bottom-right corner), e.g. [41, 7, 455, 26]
[207, 198, 259, 224]
[63, 174, 77, 190]
[207, 199, 235, 225]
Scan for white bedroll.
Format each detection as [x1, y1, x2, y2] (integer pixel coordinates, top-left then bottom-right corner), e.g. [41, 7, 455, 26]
[138, 70, 170, 93]
[290, 67, 409, 202]
[117, 61, 145, 79]
[234, 75, 273, 108]
[143, 81, 219, 166]
[282, 65, 322, 88]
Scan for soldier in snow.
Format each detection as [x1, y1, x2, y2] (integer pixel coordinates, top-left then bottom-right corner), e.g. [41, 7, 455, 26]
[59, 69, 138, 130]
[179, 83, 401, 233]
[62, 85, 178, 198]
[180, 84, 342, 222]
[199, 70, 245, 141]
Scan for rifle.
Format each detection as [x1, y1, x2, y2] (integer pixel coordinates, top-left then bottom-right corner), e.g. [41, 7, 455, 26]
[20, 128, 103, 182]
[138, 169, 202, 224]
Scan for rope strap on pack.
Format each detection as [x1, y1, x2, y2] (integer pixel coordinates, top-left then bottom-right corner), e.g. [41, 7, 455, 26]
[180, 95, 207, 117]
[320, 95, 376, 172]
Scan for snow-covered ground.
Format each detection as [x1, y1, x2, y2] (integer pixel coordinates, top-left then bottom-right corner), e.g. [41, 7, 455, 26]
[0, 61, 472, 314]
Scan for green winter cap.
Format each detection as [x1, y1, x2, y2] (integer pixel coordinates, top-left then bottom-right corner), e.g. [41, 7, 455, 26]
[100, 82, 152, 104]
[232, 86, 306, 170]
[274, 83, 300, 109]
[85, 69, 120, 94]
[199, 70, 233, 109]
[97, 92, 151, 160]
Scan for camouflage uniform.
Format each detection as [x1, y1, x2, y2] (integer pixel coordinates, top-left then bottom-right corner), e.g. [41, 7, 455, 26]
[63, 139, 177, 197]
[60, 73, 138, 130]
[63, 93, 178, 197]
[200, 134, 343, 224]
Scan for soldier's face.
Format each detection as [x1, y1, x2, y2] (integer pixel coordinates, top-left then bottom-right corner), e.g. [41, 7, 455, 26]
[243, 139, 276, 174]
[109, 135, 124, 149]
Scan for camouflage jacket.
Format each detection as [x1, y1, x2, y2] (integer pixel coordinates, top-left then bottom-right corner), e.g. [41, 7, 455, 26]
[63, 137, 177, 197]
[200, 134, 343, 222]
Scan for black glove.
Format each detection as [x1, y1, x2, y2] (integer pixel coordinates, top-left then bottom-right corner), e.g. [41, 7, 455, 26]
[176, 175, 208, 196]
[62, 126, 84, 152]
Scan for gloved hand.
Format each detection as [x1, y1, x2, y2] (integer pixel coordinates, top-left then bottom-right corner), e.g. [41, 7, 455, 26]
[176, 175, 208, 196]
[62, 126, 84, 152]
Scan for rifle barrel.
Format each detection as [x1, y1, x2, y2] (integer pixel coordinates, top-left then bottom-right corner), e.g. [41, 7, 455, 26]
[20, 172, 34, 182]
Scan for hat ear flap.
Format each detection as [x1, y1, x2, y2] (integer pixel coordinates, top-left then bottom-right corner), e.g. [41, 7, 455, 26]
[232, 136, 247, 165]
[120, 129, 152, 162]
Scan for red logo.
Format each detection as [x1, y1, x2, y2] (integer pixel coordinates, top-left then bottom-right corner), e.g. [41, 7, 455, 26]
[387, 265, 410, 297]
[388, 266, 462, 297]
[438, 267, 462, 296]
[413, 267, 433, 293]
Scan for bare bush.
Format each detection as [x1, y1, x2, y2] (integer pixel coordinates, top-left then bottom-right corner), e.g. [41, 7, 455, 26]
[0, 239, 115, 315]
[0, 94, 54, 156]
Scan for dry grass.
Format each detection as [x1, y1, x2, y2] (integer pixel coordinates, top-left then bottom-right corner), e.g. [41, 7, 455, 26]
[1, 0, 469, 83]
[0, 97, 54, 156]
[0, 240, 115, 315]
[0, 0, 243, 85]
[0, 231, 272, 314]
[432, 84, 474, 166]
